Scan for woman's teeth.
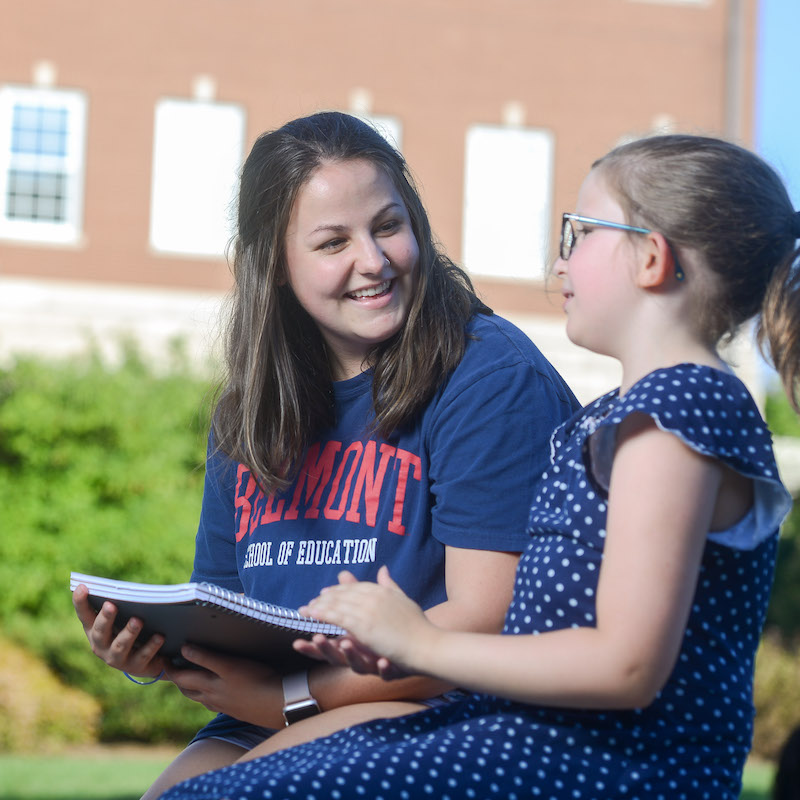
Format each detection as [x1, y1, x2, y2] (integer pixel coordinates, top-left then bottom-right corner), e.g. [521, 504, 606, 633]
[348, 280, 391, 299]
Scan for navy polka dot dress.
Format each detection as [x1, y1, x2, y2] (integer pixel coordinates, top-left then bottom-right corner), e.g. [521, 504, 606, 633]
[162, 365, 791, 800]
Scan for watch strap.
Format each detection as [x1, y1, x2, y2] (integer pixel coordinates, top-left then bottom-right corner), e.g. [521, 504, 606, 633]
[281, 670, 321, 725]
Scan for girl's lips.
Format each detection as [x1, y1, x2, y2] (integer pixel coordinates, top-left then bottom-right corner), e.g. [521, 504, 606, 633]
[346, 279, 393, 300]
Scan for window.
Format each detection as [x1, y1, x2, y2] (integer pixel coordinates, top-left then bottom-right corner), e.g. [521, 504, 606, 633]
[462, 124, 554, 281]
[149, 98, 245, 257]
[0, 86, 87, 244]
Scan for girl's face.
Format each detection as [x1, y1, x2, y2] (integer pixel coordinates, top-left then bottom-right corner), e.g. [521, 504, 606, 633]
[554, 169, 640, 357]
[283, 158, 420, 380]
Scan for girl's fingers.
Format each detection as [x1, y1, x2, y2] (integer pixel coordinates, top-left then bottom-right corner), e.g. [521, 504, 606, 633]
[376, 565, 399, 590]
[377, 657, 406, 681]
[310, 637, 350, 666]
[338, 641, 379, 675]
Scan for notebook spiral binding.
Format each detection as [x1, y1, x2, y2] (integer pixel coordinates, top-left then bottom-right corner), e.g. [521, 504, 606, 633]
[200, 582, 344, 636]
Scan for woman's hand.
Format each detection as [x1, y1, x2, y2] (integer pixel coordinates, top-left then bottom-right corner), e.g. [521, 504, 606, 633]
[298, 566, 439, 678]
[72, 584, 167, 680]
[164, 647, 284, 728]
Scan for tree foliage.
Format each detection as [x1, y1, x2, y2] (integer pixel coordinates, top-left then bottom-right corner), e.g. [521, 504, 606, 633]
[0, 347, 217, 741]
[1, 355, 798, 747]
[764, 392, 800, 639]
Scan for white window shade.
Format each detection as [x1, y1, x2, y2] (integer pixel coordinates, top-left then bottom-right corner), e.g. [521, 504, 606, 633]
[463, 124, 554, 281]
[149, 99, 245, 257]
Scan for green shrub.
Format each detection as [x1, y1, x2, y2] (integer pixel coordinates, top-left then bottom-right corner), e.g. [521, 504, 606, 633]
[752, 632, 800, 761]
[0, 347, 217, 743]
[767, 508, 800, 637]
[0, 635, 100, 752]
[764, 392, 800, 640]
[750, 392, 800, 760]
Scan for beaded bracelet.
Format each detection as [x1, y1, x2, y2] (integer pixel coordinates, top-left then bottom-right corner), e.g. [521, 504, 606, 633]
[123, 670, 165, 685]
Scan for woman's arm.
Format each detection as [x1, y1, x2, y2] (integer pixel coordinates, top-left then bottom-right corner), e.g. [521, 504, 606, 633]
[305, 415, 722, 709]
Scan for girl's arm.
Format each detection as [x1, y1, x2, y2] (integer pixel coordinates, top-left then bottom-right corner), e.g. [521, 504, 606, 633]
[162, 544, 519, 729]
[305, 414, 722, 709]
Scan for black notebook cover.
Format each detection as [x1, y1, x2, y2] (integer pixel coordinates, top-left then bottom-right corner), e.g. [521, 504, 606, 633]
[70, 572, 344, 673]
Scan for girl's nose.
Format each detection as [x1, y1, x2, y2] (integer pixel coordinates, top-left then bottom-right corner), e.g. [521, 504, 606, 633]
[553, 256, 568, 278]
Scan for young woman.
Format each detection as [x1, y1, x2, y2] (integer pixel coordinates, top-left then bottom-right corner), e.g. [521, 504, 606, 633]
[72, 111, 578, 798]
[161, 134, 797, 799]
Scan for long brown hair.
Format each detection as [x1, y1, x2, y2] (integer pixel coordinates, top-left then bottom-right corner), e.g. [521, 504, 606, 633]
[213, 111, 485, 492]
[594, 134, 800, 411]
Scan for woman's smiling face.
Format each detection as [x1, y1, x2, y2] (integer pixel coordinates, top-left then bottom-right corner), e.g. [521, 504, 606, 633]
[283, 158, 420, 380]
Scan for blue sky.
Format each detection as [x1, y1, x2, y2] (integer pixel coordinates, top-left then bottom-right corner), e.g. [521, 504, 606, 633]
[755, 0, 800, 206]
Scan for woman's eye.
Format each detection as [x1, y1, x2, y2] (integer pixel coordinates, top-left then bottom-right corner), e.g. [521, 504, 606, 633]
[377, 219, 400, 234]
[320, 238, 346, 251]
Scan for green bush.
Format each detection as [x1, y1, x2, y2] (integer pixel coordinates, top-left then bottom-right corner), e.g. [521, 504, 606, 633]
[752, 632, 800, 761]
[0, 347, 217, 743]
[764, 391, 800, 639]
[2, 360, 798, 750]
[750, 391, 800, 760]
[0, 635, 101, 752]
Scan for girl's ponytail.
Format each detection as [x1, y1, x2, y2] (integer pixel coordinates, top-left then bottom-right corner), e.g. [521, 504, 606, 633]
[758, 214, 800, 412]
[758, 236, 800, 413]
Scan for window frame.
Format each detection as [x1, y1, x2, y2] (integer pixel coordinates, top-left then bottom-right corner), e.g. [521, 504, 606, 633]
[0, 85, 88, 245]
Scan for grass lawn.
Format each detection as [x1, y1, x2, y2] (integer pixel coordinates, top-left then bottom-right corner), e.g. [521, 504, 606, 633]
[0, 745, 180, 800]
[740, 758, 776, 800]
[0, 748, 777, 800]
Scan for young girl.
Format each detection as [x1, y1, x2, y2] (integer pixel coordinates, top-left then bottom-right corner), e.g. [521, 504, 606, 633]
[71, 112, 578, 798]
[159, 134, 798, 799]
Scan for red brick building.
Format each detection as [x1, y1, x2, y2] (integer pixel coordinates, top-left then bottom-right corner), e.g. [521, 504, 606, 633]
[0, 0, 757, 399]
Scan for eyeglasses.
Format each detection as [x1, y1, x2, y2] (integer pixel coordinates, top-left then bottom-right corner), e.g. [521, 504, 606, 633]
[560, 213, 685, 281]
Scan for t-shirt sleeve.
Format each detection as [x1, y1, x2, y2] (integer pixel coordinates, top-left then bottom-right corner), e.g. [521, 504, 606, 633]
[190, 438, 244, 591]
[428, 361, 578, 551]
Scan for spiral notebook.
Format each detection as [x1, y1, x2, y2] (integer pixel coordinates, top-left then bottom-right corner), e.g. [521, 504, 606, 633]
[70, 571, 345, 673]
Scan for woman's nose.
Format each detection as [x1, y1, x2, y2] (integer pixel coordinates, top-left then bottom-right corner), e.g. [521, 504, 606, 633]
[355, 237, 388, 274]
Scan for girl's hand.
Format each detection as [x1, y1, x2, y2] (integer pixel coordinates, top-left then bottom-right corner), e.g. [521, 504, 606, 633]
[72, 584, 167, 680]
[294, 571, 404, 677]
[298, 567, 438, 677]
[294, 632, 408, 680]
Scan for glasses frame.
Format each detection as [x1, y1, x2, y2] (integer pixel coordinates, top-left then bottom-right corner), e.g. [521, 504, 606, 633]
[560, 213, 685, 281]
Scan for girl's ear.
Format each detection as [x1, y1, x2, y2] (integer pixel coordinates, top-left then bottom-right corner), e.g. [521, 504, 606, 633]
[636, 232, 677, 289]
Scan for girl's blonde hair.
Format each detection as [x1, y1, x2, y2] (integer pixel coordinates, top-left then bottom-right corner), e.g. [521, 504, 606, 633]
[595, 134, 800, 410]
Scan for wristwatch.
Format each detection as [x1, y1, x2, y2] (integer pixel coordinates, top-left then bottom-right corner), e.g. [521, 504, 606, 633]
[281, 670, 321, 726]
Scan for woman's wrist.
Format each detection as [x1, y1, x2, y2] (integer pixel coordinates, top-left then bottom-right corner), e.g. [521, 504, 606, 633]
[260, 676, 295, 729]
[281, 670, 321, 725]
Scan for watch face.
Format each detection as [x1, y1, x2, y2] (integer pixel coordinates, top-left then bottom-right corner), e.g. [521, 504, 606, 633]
[283, 699, 321, 726]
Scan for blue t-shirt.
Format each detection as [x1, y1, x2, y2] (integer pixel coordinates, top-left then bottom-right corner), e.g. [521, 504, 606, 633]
[192, 312, 579, 611]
